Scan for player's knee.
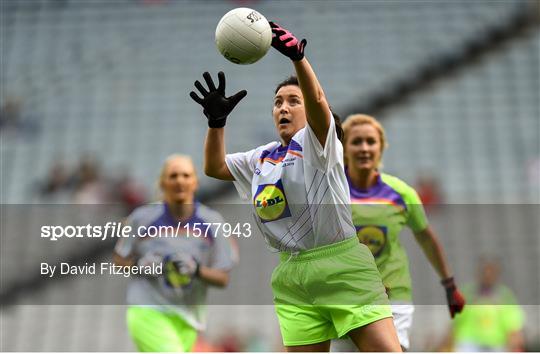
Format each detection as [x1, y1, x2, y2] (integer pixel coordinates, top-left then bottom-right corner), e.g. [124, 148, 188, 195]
[347, 319, 402, 352]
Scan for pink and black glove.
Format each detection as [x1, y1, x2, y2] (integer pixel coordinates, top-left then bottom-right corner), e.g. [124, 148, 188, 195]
[269, 21, 307, 61]
[441, 276, 466, 318]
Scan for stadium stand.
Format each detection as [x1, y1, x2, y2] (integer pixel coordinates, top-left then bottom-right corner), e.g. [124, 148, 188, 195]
[1, 0, 538, 351]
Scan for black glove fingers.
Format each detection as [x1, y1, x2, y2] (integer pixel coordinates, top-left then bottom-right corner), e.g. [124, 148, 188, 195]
[194, 80, 209, 97]
[299, 39, 307, 52]
[190, 71, 245, 127]
[189, 91, 203, 105]
[202, 72, 217, 92]
[229, 90, 247, 108]
[217, 71, 226, 94]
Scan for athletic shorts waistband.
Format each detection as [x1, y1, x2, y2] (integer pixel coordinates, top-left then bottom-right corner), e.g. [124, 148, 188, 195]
[279, 236, 359, 263]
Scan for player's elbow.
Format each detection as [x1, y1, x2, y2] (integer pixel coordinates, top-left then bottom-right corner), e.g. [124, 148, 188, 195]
[204, 162, 234, 181]
[203, 162, 220, 179]
[203, 164, 214, 178]
[204, 168, 224, 181]
[112, 252, 134, 267]
[215, 272, 230, 288]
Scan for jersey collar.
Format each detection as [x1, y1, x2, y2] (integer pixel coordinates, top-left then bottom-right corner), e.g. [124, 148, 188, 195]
[162, 201, 199, 225]
[347, 169, 384, 199]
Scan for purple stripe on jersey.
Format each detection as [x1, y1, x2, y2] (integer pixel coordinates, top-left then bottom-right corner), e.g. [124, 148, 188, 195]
[289, 139, 303, 152]
[146, 203, 177, 228]
[142, 202, 214, 241]
[346, 171, 407, 210]
[260, 139, 303, 163]
[260, 144, 288, 162]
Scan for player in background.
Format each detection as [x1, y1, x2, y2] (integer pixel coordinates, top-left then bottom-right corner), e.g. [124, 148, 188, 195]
[332, 114, 465, 351]
[190, 21, 401, 351]
[113, 154, 235, 352]
[451, 259, 525, 352]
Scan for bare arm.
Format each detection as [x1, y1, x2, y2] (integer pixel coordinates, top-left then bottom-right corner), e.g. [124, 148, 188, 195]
[414, 226, 452, 279]
[198, 266, 230, 288]
[190, 71, 246, 181]
[204, 127, 234, 181]
[416, 226, 466, 318]
[112, 251, 135, 267]
[269, 22, 331, 147]
[293, 58, 331, 147]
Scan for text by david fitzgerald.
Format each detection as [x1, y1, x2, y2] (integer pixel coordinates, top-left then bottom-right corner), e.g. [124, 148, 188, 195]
[41, 262, 162, 278]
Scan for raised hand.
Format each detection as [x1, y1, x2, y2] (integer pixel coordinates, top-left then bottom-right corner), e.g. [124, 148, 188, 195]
[190, 71, 247, 128]
[269, 21, 307, 61]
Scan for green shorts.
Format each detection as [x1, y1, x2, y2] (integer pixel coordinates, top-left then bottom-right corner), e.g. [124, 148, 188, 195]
[127, 306, 197, 352]
[271, 237, 392, 346]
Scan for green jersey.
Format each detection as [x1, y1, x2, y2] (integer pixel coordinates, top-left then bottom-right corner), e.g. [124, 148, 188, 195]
[453, 284, 524, 349]
[347, 172, 428, 301]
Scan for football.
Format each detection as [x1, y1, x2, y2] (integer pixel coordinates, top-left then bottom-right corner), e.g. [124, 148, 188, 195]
[215, 8, 272, 65]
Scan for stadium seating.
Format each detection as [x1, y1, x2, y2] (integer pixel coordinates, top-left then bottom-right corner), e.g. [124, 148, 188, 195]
[1, 0, 538, 350]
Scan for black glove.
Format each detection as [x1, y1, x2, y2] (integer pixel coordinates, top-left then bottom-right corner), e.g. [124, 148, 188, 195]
[269, 21, 307, 61]
[189, 71, 247, 128]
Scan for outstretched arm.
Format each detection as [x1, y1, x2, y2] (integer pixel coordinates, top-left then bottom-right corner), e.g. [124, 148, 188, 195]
[415, 226, 466, 318]
[198, 266, 230, 288]
[204, 127, 234, 180]
[414, 226, 452, 279]
[190, 71, 246, 181]
[270, 22, 331, 147]
[294, 58, 331, 147]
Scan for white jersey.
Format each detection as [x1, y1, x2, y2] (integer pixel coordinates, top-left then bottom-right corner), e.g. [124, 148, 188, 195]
[114, 202, 234, 331]
[225, 116, 356, 252]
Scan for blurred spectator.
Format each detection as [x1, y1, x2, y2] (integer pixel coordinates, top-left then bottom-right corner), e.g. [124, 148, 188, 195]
[36, 155, 148, 210]
[0, 97, 21, 129]
[451, 259, 525, 352]
[112, 170, 147, 213]
[416, 173, 444, 209]
[39, 160, 71, 197]
[217, 333, 243, 352]
[73, 155, 109, 204]
[0, 96, 39, 136]
[192, 335, 220, 352]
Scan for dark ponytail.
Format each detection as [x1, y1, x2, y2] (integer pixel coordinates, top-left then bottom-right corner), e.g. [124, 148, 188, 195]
[330, 109, 344, 143]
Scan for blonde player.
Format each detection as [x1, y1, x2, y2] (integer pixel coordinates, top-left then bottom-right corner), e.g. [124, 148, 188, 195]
[332, 114, 465, 351]
[113, 155, 235, 352]
[190, 21, 401, 351]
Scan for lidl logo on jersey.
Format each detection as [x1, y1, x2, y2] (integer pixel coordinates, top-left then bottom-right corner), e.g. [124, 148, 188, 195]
[253, 180, 291, 223]
[356, 225, 387, 257]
